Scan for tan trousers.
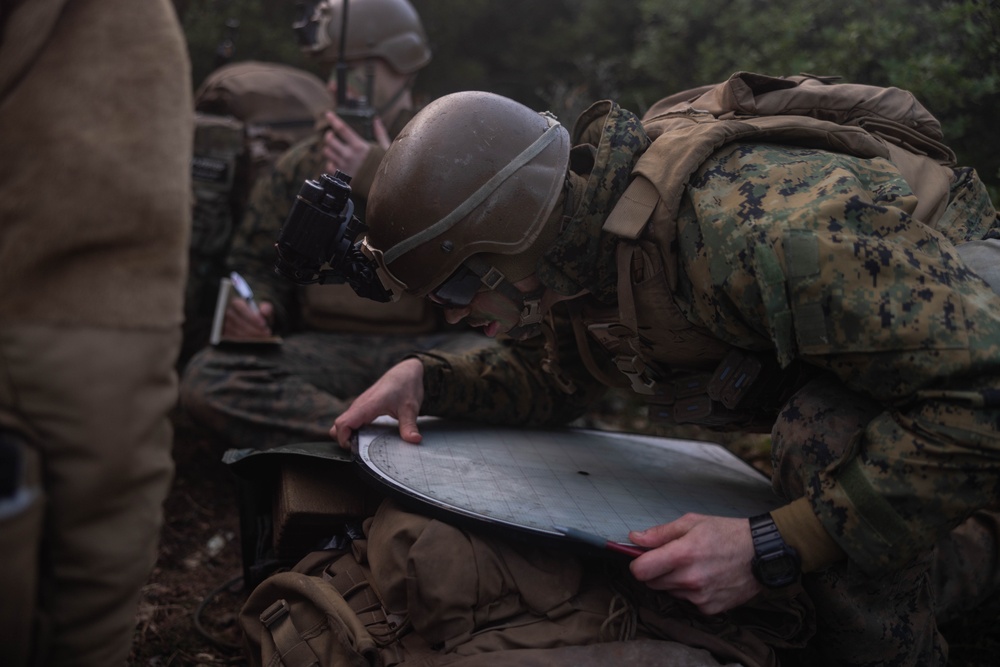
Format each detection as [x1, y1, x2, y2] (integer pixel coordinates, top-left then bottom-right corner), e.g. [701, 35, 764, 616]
[0, 326, 179, 666]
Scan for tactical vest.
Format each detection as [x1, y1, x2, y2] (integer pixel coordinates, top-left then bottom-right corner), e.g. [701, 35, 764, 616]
[571, 72, 960, 430]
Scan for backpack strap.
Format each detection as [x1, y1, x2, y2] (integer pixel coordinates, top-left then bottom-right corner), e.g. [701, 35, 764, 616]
[587, 176, 662, 395]
[593, 175, 811, 426]
[602, 176, 658, 239]
[320, 550, 410, 647]
[259, 599, 322, 667]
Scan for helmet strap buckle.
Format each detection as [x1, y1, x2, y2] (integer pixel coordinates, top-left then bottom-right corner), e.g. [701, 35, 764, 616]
[480, 266, 506, 291]
[518, 293, 543, 326]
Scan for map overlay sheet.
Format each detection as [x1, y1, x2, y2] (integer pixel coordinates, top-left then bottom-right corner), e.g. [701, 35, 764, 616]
[357, 420, 781, 545]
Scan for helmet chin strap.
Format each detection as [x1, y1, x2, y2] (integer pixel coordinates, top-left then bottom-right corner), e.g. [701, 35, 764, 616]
[463, 256, 546, 339]
[374, 74, 415, 130]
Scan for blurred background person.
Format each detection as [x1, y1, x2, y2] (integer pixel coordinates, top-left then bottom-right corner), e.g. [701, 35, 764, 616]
[180, 0, 490, 452]
[0, 0, 192, 664]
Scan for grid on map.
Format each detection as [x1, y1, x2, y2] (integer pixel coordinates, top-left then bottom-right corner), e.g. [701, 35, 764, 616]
[359, 423, 781, 544]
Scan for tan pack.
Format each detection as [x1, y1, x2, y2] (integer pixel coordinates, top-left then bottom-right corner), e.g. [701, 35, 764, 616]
[241, 500, 814, 667]
[580, 71, 965, 427]
[194, 61, 333, 190]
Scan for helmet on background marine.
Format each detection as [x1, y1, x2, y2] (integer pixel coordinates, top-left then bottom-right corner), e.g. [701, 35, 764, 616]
[359, 91, 570, 336]
[293, 0, 431, 74]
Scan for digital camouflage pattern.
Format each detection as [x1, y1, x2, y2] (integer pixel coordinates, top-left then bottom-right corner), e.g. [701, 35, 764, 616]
[772, 375, 1000, 666]
[672, 141, 1000, 577]
[423, 109, 1000, 571]
[414, 99, 1000, 665]
[536, 101, 650, 303]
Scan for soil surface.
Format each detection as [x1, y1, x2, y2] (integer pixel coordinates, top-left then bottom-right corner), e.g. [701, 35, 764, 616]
[129, 410, 248, 666]
[130, 395, 998, 665]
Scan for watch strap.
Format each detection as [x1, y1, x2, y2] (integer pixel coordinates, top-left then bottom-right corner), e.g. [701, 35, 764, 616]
[749, 512, 786, 555]
[749, 512, 800, 588]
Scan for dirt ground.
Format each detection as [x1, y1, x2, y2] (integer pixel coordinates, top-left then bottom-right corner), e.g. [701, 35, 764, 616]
[130, 396, 998, 666]
[129, 410, 248, 666]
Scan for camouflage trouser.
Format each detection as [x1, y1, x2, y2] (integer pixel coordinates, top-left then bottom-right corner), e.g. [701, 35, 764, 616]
[179, 330, 493, 450]
[772, 375, 1000, 666]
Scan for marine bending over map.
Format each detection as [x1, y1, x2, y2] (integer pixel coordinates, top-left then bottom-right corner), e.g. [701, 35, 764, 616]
[277, 72, 1000, 666]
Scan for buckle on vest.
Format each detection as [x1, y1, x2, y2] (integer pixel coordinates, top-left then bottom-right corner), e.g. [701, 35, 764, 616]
[259, 599, 290, 627]
[519, 297, 542, 325]
[615, 354, 657, 395]
[587, 322, 635, 350]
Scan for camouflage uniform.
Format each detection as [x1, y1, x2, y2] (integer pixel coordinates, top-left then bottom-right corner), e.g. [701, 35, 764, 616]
[413, 101, 1000, 665]
[181, 131, 490, 450]
[771, 375, 1000, 665]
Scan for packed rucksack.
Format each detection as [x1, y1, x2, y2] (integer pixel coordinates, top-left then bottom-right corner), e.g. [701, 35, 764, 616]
[240, 499, 814, 667]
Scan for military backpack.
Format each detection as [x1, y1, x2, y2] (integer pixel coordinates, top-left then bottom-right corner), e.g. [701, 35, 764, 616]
[581, 71, 976, 430]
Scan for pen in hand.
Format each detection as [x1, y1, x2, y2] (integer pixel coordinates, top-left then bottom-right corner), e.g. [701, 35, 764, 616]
[230, 271, 262, 317]
[553, 524, 649, 558]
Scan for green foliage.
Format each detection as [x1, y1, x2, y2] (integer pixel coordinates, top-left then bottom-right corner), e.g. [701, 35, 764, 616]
[176, 0, 1000, 202]
[409, 0, 649, 122]
[179, 0, 325, 88]
[627, 0, 1000, 199]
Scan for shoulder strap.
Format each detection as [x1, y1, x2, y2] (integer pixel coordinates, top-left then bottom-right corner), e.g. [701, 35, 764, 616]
[602, 176, 659, 240]
[258, 600, 322, 667]
[582, 186, 662, 395]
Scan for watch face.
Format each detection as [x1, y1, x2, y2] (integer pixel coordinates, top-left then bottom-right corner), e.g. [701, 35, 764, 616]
[755, 551, 798, 587]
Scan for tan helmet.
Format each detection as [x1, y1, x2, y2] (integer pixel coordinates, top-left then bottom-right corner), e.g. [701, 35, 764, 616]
[361, 91, 570, 308]
[294, 0, 431, 74]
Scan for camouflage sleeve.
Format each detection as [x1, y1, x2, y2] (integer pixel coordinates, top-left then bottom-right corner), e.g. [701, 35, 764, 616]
[227, 135, 325, 333]
[933, 166, 1000, 244]
[415, 307, 609, 426]
[674, 142, 1000, 574]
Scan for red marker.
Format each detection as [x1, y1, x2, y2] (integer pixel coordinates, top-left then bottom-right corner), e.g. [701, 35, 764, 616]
[553, 524, 648, 558]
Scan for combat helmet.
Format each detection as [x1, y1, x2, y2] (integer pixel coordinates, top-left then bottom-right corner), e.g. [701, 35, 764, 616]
[360, 91, 570, 336]
[294, 0, 431, 74]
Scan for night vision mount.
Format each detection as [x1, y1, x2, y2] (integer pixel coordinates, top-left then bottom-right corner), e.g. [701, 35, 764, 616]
[274, 170, 392, 302]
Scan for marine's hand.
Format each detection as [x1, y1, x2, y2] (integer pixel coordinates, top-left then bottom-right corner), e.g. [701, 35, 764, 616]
[222, 298, 274, 339]
[331, 358, 425, 449]
[628, 513, 762, 615]
[322, 110, 390, 177]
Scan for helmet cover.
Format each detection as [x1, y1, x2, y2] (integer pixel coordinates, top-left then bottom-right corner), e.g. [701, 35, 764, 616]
[364, 91, 570, 297]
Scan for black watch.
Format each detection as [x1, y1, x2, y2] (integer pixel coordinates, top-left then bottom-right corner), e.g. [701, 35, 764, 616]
[749, 513, 800, 588]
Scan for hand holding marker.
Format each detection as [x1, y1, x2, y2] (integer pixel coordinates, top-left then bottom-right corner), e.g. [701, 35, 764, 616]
[230, 271, 261, 316]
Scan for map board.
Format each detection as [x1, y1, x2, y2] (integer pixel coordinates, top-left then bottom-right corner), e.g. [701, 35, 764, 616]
[356, 419, 781, 546]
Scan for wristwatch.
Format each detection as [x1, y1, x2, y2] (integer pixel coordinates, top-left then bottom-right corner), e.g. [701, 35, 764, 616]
[749, 513, 801, 588]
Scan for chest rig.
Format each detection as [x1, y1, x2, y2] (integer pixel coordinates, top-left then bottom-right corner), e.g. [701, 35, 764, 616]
[570, 175, 806, 431]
